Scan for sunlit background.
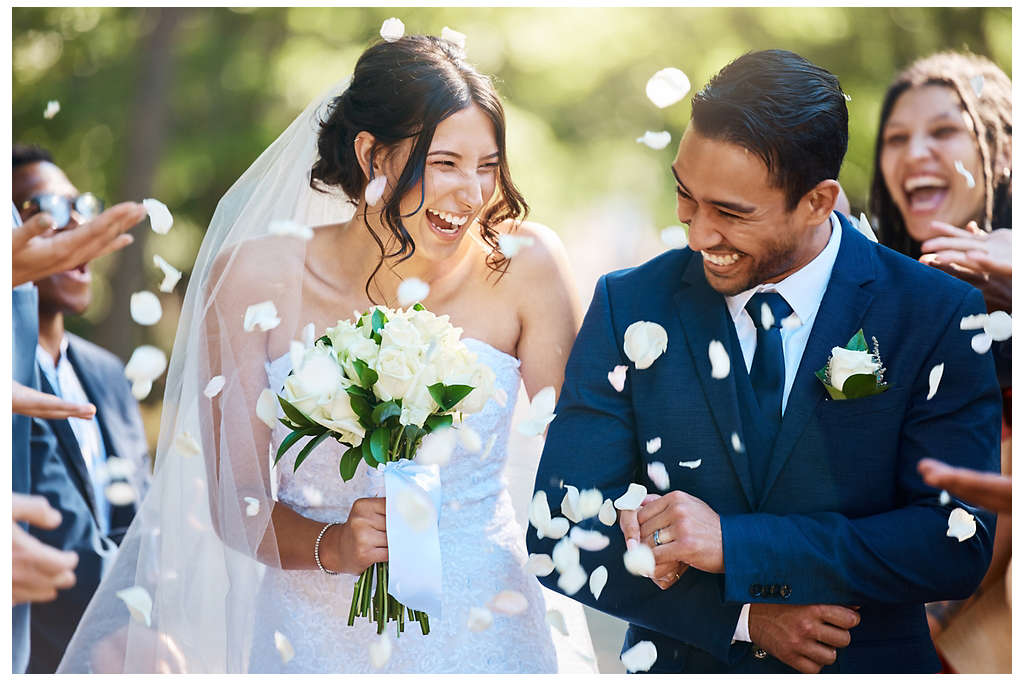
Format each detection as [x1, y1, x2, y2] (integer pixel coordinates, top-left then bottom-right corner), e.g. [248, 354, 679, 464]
[12, 7, 1011, 672]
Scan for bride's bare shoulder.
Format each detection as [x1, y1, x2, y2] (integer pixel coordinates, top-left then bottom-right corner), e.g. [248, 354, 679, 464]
[491, 219, 573, 288]
[205, 232, 310, 297]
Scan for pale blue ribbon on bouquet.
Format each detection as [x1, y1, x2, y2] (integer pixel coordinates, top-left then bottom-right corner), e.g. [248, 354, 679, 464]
[367, 459, 443, 618]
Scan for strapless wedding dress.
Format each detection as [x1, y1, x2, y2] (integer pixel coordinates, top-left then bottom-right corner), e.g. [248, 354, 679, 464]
[249, 338, 598, 673]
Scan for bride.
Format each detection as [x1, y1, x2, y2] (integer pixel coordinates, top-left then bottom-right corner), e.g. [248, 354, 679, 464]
[58, 34, 597, 673]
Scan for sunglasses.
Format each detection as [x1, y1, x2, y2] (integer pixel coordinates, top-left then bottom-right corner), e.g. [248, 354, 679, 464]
[21, 193, 105, 229]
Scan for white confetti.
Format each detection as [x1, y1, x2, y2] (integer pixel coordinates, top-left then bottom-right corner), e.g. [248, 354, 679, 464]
[947, 507, 977, 542]
[970, 74, 985, 97]
[561, 485, 582, 523]
[243, 301, 281, 332]
[647, 461, 670, 491]
[467, 606, 493, 632]
[939, 490, 951, 506]
[646, 437, 662, 454]
[523, 553, 555, 577]
[927, 363, 944, 400]
[635, 130, 672, 150]
[152, 254, 182, 292]
[43, 100, 60, 119]
[379, 17, 405, 42]
[529, 490, 570, 540]
[104, 482, 137, 506]
[984, 310, 1012, 342]
[124, 345, 167, 395]
[480, 432, 498, 461]
[105, 456, 137, 479]
[546, 609, 569, 636]
[115, 586, 153, 627]
[623, 321, 668, 370]
[660, 225, 688, 249]
[971, 332, 993, 354]
[781, 313, 802, 331]
[274, 631, 294, 665]
[397, 277, 430, 307]
[607, 364, 627, 392]
[614, 483, 648, 511]
[369, 633, 392, 669]
[577, 488, 604, 520]
[552, 536, 581, 574]
[142, 198, 173, 234]
[441, 26, 466, 50]
[458, 425, 482, 453]
[569, 526, 610, 551]
[396, 486, 437, 532]
[130, 380, 152, 401]
[960, 313, 987, 330]
[589, 565, 608, 600]
[204, 375, 225, 399]
[364, 175, 387, 207]
[268, 219, 314, 240]
[708, 340, 730, 379]
[855, 212, 878, 243]
[516, 385, 557, 436]
[759, 302, 774, 330]
[621, 640, 658, 673]
[417, 427, 456, 466]
[497, 233, 535, 258]
[556, 563, 588, 596]
[301, 322, 316, 349]
[489, 590, 528, 616]
[256, 388, 279, 429]
[645, 67, 691, 108]
[174, 431, 201, 458]
[954, 160, 976, 189]
[678, 458, 702, 469]
[244, 496, 260, 516]
[302, 486, 324, 507]
[598, 499, 617, 526]
[731, 432, 744, 453]
[129, 291, 162, 326]
[623, 543, 655, 577]
[288, 341, 305, 376]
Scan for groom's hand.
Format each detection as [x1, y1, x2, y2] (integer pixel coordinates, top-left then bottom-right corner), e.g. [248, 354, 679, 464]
[619, 494, 687, 589]
[637, 491, 724, 573]
[748, 603, 860, 673]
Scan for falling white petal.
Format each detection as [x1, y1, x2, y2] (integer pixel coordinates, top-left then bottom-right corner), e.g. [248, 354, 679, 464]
[105, 456, 137, 479]
[268, 219, 314, 240]
[660, 225, 688, 249]
[589, 565, 608, 600]
[174, 431, 201, 458]
[855, 212, 878, 243]
[646, 437, 662, 454]
[142, 198, 174, 234]
[971, 332, 993, 354]
[204, 375, 225, 399]
[379, 17, 405, 42]
[494, 387, 508, 407]
[556, 563, 588, 596]
[544, 517, 570, 540]
[614, 483, 648, 511]
[970, 74, 985, 97]
[130, 380, 153, 401]
[152, 254, 182, 292]
[984, 310, 1012, 342]
[560, 485, 582, 523]
[577, 488, 604, 520]
[679, 458, 702, 469]
[523, 553, 555, 577]
[927, 364, 944, 400]
[546, 609, 569, 636]
[635, 130, 672, 150]
[947, 507, 977, 542]
[480, 432, 498, 461]
[489, 590, 529, 616]
[497, 233, 536, 258]
[124, 345, 167, 384]
[516, 385, 557, 436]
[645, 67, 691, 108]
[105, 482, 137, 506]
[467, 606, 494, 632]
[623, 321, 669, 370]
[598, 499, 617, 526]
[570, 527, 610, 551]
[607, 364, 627, 392]
[256, 389, 279, 429]
[621, 640, 658, 673]
[116, 586, 153, 627]
[417, 427, 456, 466]
[552, 536, 581, 574]
[243, 301, 281, 332]
[458, 425, 482, 453]
[243, 496, 260, 516]
[760, 302, 774, 330]
[43, 100, 60, 119]
[302, 322, 316, 349]
[396, 487, 437, 532]
[647, 461, 670, 491]
[364, 175, 387, 206]
[529, 490, 552, 533]
[441, 26, 467, 50]
[369, 633, 392, 669]
[954, 160, 976, 189]
[288, 341, 305, 377]
[274, 631, 295, 665]
[781, 313, 802, 331]
[708, 340, 730, 379]
[623, 543, 656, 577]
[302, 486, 324, 507]
[939, 490, 951, 506]
[397, 277, 430, 307]
[960, 313, 988, 330]
[130, 291, 162, 326]
[731, 432, 744, 453]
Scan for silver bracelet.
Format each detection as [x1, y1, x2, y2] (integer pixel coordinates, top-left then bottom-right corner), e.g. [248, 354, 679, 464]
[314, 522, 340, 575]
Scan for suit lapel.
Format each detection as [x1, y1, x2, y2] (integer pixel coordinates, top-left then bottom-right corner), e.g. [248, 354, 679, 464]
[673, 253, 757, 510]
[37, 369, 101, 519]
[757, 215, 878, 506]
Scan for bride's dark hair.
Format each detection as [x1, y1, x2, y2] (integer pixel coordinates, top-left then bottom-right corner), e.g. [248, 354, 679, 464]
[311, 34, 528, 299]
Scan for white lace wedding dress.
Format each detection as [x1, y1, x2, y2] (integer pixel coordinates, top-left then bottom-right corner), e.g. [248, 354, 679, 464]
[250, 338, 597, 673]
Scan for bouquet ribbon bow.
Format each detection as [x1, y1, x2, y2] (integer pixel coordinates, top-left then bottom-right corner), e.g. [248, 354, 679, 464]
[368, 460, 443, 618]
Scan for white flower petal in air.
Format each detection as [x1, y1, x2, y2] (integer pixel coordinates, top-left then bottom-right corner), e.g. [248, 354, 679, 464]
[646, 67, 691, 108]
[598, 499, 617, 526]
[984, 310, 1012, 342]
[203, 376, 225, 399]
[546, 609, 569, 636]
[679, 458, 702, 469]
[288, 341, 305, 377]
[635, 130, 672, 150]
[116, 586, 153, 627]
[646, 437, 662, 454]
[174, 431, 201, 458]
[556, 563, 588, 596]
[947, 507, 977, 542]
[971, 332, 993, 354]
[364, 175, 387, 207]
[960, 313, 987, 330]
[274, 631, 295, 665]
[552, 536, 581, 574]
[105, 482, 137, 506]
[152, 254, 182, 292]
[256, 389, 279, 429]
[954, 160, 976, 189]
[781, 313, 802, 331]
[268, 219, 314, 241]
[561, 485, 582, 523]
[516, 385, 557, 436]
[927, 364, 944, 400]
[397, 277, 430, 307]
[545, 516, 570, 540]
[939, 490, 951, 506]
[970, 74, 985, 97]
[244, 496, 260, 516]
[130, 291, 162, 326]
[856, 212, 878, 243]
[494, 387, 508, 407]
[607, 364, 627, 392]
[842, 92, 852, 102]
[708, 340, 730, 379]
[497, 233, 536, 258]
[489, 590, 529, 616]
[623, 543, 655, 577]
[529, 490, 552, 533]
[396, 487, 437, 532]
[243, 301, 281, 332]
[731, 432, 744, 453]
[379, 17, 405, 42]
[302, 486, 324, 507]
[577, 488, 604, 520]
[660, 225, 688, 249]
[760, 302, 774, 330]
[647, 461, 670, 491]
[621, 640, 658, 673]
[124, 345, 167, 385]
[614, 483, 648, 511]
[143, 198, 173, 234]
[43, 100, 60, 119]
[302, 322, 316, 349]
[417, 427, 456, 466]
[524, 553, 555, 577]
[467, 606, 494, 632]
[369, 633, 392, 669]
[441, 26, 467, 50]
[458, 425, 482, 453]
[106, 456, 137, 479]
[130, 380, 152, 400]
[623, 321, 669, 370]
[589, 565, 608, 600]
[570, 526, 610, 552]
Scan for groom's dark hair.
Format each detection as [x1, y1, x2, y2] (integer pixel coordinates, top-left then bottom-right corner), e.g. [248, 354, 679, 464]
[690, 49, 848, 211]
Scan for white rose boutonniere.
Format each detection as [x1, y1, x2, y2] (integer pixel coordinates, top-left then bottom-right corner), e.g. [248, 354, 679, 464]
[816, 329, 889, 400]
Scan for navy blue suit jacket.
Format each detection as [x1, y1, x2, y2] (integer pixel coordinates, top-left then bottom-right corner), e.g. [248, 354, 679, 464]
[28, 333, 150, 673]
[527, 214, 1000, 673]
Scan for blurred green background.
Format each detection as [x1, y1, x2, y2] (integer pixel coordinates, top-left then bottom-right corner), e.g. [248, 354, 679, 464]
[13, 5, 1011, 436]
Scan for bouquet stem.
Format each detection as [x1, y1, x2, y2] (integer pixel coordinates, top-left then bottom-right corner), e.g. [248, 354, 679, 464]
[347, 560, 429, 635]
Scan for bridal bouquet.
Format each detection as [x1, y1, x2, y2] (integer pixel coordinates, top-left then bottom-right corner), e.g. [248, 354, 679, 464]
[273, 304, 496, 635]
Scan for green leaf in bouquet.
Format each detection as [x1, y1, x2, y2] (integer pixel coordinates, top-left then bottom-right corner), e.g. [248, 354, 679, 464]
[841, 372, 888, 400]
[372, 400, 402, 425]
[369, 428, 389, 463]
[846, 329, 869, 352]
[274, 426, 321, 465]
[353, 358, 379, 389]
[427, 383, 475, 411]
[425, 413, 453, 432]
[360, 439, 377, 468]
[277, 395, 314, 428]
[371, 308, 388, 335]
[316, 334, 332, 347]
[412, 303, 425, 311]
[293, 430, 331, 472]
[345, 385, 371, 400]
[339, 446, 363, 481]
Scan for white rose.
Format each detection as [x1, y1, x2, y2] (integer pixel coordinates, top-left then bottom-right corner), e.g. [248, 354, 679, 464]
[409, 308, 457, 340]
[379, 316, 424, 351]
[374, 346, 420, 401]
[457, 363, 496, 414]
[623, 321, 668, 370]
[338, 336, 381, 383]
[282, 347, 341, 415]
[399, 382, 436, 428]
[828, 347, 880, 392]
[310, 392, 365, 446]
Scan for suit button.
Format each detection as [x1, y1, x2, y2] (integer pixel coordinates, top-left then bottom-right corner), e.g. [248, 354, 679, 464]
[780, 584, 792, 599]
[753, 647, 768, 660]
[750, 584, 763, 597]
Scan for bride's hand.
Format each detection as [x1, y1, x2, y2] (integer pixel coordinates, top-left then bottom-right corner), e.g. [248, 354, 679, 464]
[330, 497, 388, 575]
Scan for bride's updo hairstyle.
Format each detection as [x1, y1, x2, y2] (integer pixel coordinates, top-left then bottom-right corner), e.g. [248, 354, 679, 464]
[312, 35, 527, 295]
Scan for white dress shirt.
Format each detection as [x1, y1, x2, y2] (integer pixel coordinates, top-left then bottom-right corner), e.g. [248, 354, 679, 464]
[723, 213, 843, 642]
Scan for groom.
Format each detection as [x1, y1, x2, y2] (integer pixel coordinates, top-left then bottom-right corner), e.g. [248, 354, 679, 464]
[527, 50, 1000, 673]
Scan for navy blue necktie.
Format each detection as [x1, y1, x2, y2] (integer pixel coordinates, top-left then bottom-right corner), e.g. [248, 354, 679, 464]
[744, 292, 793, 433]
